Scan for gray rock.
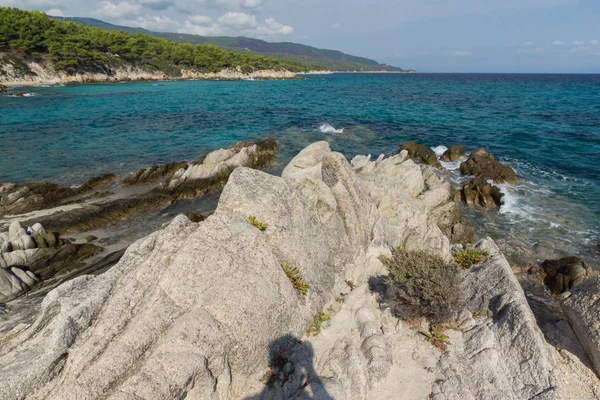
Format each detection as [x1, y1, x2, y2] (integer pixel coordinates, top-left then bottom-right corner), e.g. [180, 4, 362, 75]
[441, 146, 465, 162]
[433, 238, 561, 399]
[562, 276, 600, 378]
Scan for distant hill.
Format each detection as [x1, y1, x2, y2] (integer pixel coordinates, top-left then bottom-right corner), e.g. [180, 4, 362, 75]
[61, 17, 408, 72]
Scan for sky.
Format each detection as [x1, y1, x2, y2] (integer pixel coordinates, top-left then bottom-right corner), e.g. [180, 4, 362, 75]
[3, 0, 600, 72]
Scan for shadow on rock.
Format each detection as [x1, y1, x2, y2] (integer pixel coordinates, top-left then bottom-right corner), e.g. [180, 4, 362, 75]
[247, 335, 333, 400]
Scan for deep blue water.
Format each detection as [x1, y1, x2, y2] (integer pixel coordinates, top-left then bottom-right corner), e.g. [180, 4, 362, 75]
[1, 73, 599, 266]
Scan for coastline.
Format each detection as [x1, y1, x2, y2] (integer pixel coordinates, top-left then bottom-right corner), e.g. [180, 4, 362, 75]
[0, 65, 335, 87]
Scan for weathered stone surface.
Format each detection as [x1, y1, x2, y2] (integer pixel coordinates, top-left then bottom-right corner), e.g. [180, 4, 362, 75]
[399, 141, 442, 169]
[440, 146, 465, 162]
[121, 161, 188, 186]
[542, 257, 592, 294]
[562, 276, 600, 378]
[0, 174, 115, 216]
[459, 148, 517, 184]
[432, 238, 562, 399]
[0, 84, 7, 93]
[458, 176, 504, 208]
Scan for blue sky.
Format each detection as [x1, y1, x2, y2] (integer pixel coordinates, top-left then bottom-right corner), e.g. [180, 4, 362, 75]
[2, 0, 599, 72]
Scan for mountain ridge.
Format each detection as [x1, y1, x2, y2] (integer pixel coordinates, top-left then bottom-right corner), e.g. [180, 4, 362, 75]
[59, 16, 409, 72]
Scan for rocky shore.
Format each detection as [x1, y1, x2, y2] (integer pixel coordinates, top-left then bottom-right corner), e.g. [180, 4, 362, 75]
[0, 140, 599, 399]
[0, 54, 325, 86]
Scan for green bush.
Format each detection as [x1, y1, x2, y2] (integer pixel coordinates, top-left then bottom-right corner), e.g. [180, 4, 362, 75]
[382, 248, 460, 324]
[247, 215, 268, 231]
[306, 311, 330, 336]
[454, 249, 490, 269]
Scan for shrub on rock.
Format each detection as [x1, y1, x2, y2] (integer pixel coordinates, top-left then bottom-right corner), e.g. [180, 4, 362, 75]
[382, 248, 460, 324]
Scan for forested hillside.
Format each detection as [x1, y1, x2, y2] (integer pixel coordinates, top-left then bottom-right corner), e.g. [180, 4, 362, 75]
[62, 17, 407, 72]
[0, 7, 315, 77]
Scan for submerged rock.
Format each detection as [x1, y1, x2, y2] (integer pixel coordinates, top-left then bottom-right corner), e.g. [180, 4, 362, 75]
[542, 256, 592, 294]
[459, 148, 517, 184]
[440, 145, 465, 162]
[398, 141, 442, 169]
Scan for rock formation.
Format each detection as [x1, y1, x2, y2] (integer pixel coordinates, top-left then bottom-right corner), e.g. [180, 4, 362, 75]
[457, 176, 504, 208]
[0, 142, 597, 399]
[398, 142, 442, 169]
[542, 257, 593, 294]
[440, 146, 465, 162]
[0, 174, 115, 216]
[459, 148, 517, 184]
[0, 221, 99, 301]
[0, 83, 7, 93]
[121, 162, 188, 186]
[562, 276, 600, 378]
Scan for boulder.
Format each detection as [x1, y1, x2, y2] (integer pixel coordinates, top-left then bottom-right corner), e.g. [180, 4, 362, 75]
[458, 177, 504, 208]
[440, 145, 465, 162]
[0, 84, 8, 93]
[562, 276, 600, 378]
[398, 142, 442, 169]
[459, 148, 517, 184]
[541, 257, 592, 294]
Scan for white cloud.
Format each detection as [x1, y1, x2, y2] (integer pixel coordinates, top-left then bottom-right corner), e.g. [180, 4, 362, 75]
[331, 22, 341, 29]
[573, 40, 585, 46]
[417, 50, 432, 56]
[590, 40, 599, 46]
[174, 0, 262, 12]
[452, 51, 472, 57]
[552, 40, 564, 46]
[254, 17, 293, 36]
[569, 46, 592, 54]
[137, 0, 174, 10]
[46, 8, 64, 16]
[217, 11, 257, 28]
[524, 41, 534, 46]
[517, 47, 546, 55]
[126, 15, 180, 31]
[96, 1, 142, 19]
[0, 0, 58, 10]
[189, 15, 213, 25]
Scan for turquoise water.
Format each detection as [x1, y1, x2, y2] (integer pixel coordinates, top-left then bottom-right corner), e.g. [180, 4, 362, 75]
[1, 73, 599, 266]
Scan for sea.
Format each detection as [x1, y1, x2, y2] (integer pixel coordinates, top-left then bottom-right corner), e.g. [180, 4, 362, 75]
[1, 73, 599, 268]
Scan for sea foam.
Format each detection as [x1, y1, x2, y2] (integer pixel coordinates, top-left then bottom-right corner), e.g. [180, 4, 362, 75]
[319, 123, 343, 134]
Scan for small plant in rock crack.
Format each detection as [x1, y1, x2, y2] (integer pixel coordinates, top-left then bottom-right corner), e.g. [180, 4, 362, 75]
[247, 215, 268, 231]
[306, 311, 331, 336]
[281, 264, 310, 296]
[419, 326, 451, 350]
[472, 311, 487, 318]
[454, 249, 491, 269]
[345, 279, 356, 290]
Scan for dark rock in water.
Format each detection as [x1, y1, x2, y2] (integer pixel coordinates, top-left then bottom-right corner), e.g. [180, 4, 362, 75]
[29, 138, 278, 234]
[441, 146, 465, 162]
[122, 161, 188, 186]
[0, 174, 116, 216]
[85, 235, 98, 242]
[398, 142, 442, 169]
[541, 256, 592, 294]
[15, 92, 25, 97]
[183, 212, 206, 223]
[458, 177, 504, 208]
[459, 148, 517, 184]
[0, 84, 7, 94]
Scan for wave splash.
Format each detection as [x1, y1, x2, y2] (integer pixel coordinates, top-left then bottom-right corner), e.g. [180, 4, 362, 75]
[319, 123, 344, 134]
